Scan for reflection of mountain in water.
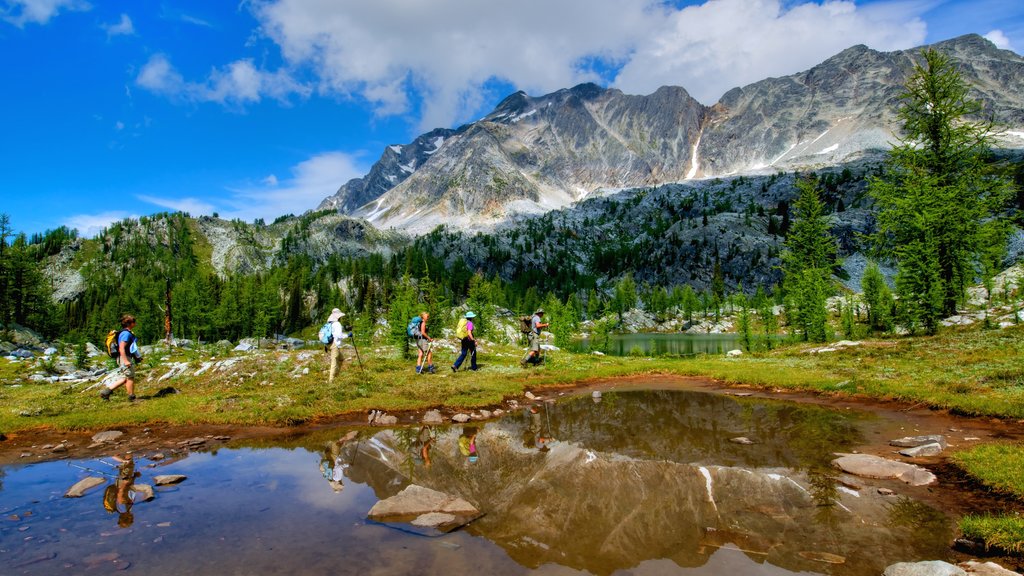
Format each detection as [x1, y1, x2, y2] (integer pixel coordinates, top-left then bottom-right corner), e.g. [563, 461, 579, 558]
[324, 391, 949, 575]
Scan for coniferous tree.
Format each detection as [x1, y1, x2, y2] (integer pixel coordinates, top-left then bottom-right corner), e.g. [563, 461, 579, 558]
[869, 48, 1014, 331]
[861, 261, 895, 333]
[782, 176, 836, 342]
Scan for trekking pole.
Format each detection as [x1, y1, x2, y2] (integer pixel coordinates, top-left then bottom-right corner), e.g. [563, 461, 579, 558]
[349, 330, 365, 373]
[68, 462, 116, 478]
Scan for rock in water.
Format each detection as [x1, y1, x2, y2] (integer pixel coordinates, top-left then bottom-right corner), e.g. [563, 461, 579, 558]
[883, 560, 967, 576]
[64, 477, 106, 498]
[131, 484, 155, 501]
[422, 410, 444, 425]
[832, 453, 936, 486]
[957, 560, 1022, 576]
[153, 475, 187, 486]
[368, 485, 482, 533]
[899, 442, 944, 458]
[890, 435, 948, 449]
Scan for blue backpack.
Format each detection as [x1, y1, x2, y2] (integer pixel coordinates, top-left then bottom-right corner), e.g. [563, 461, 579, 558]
[318, 322, 334, 345]
[406, 316, 422, 338]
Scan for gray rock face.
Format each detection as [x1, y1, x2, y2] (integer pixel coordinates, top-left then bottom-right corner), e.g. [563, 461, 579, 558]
[65, 477, 106, 498]
[832, 454, 936, 486]
[883, 561, 968, 576]
[891, 435, 948, 449]
[899, 443, 945, 458]
[91, 430, 124, 443]
[323, 35, 1024, 235]
[367, 484, 482, 533]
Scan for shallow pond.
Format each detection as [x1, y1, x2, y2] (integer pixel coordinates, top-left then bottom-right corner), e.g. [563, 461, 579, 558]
[1, 388, 956, 575]
[570, 333, 764, 356]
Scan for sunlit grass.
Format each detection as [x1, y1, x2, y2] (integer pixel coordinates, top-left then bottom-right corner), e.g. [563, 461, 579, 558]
[960, 514, 1024, 554]
[952, 444, 1024, 499]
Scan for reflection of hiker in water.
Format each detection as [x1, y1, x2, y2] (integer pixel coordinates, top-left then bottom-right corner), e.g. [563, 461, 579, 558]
[412, 426, 435, 468]
[524, 405, 554, 452]
[458, 426, 479, 463]
[103, 453, 139, 528]
[320, 431, 359, 492]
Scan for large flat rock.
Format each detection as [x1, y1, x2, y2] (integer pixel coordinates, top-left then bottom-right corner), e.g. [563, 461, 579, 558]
[832, 454, 936, 486]
[884, 561, 967, 576]
[890, 435, 948, 449]
[368, 485, 483, 533]
[65, 477, 106, 498]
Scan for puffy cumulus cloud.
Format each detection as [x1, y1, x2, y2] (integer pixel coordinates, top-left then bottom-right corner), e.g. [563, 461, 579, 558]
[250, 0, 655, 131]
[135, 54, 310, 106]
[1, 0, 89, 27]
[63, 211, 134, 238]
[221, 152, 366, 222]
[101, 13, 133, 37]
[984, 29, 1012, 50]
[615, 0, 927, 103]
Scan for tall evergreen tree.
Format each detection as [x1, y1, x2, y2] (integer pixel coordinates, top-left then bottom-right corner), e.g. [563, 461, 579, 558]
[782, 176, 836, 342]
[869, 48, 1014, 331]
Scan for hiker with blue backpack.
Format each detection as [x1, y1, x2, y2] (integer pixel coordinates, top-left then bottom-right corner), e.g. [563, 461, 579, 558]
[320, 308, 349, 383]
[408, 312, 435, 374]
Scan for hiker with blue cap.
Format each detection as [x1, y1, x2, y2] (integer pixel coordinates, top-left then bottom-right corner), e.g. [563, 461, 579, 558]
[451, 311, 478, 372]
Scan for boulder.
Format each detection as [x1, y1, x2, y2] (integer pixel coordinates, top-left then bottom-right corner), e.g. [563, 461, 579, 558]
[375, 415, 398, 426]
[726, 349, 743, 357]
[131, 484, 155, 501]
[958, 560, 1022, 576]
[65, 477, 106, 498]
[730, 437, 755, 445]
[43, 347, 58, 356]
[883, 561, 967, 576]
[451, 413, 471, 423]
[368, 485, 483, 533]
[91, 430, 124, 444]
[153, 475, 187, 486]
[233, 343, 256, 352]
[832, 453, 936, 486]
[890, 435, 948, 449]
[422, 410, 445, 425]
[899, 443, 944, 458]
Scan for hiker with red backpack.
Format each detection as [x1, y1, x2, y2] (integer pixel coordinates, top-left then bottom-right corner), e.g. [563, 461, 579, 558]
[100, 314, 143, 401]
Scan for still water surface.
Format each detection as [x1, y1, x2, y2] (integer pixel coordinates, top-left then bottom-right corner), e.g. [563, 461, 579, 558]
[0, 388, 953, 575]
[570, 333, 760, 356]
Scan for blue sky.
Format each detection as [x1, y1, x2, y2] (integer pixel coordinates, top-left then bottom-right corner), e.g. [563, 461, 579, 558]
[1, 0, 1022, 238]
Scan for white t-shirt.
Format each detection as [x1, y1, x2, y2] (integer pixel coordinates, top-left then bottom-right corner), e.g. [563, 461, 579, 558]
[331, 321, 348, 348]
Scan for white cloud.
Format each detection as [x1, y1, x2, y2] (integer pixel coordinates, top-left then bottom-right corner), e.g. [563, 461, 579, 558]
[114, 120, 124, 131]
[984, 29, 1012, 50]
[137, 194, 216, 216]
[221, 151, 366, 222]
[135, 53, 310, 106]
[1, 0, 89, 27]
[614, 0, 927, 103]
[63, 211, 133, 238]
[101, 13, 133, 37]
[248, 0, 930, 129]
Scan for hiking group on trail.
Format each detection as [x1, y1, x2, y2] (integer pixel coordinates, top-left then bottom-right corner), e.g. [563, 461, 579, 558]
[93, 307, 551, 399]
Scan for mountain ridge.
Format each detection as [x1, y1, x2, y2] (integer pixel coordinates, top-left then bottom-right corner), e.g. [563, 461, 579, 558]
[318, 34, 1024, 234]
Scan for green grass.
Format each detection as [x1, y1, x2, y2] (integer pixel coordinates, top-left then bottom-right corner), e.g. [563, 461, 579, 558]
[952, 444, 1024, 498]
[2, 323, 1024, 433]
[960, 514, 1024, 553]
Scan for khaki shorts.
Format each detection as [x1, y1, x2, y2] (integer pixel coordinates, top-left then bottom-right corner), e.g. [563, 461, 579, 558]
[416, 338, 431, 353]
[527, 331, 540, 352]
[118, 363, 136, 380]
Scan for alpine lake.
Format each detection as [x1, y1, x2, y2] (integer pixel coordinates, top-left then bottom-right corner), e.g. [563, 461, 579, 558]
[0, 384, 997, 575]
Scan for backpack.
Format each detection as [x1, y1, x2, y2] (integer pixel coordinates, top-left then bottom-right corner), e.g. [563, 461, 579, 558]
[105, 329, 130, 359]
[519, 316, 533, 334]
[318, 322, 334, 345]
[455, 318, 469, 339]
[407, 316, 423, 338]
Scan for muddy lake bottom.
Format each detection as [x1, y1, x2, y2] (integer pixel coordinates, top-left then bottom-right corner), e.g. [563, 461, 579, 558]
[1, 383, 1019, 575]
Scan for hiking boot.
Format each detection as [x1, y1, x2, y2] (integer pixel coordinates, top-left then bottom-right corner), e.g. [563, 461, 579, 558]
[427, 365, 436, 374]
[128, 394, 137, 402]
[451, 365, 457, 373]
[99, 388, 112, 400]
[415, 366, 422, 374]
